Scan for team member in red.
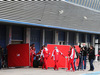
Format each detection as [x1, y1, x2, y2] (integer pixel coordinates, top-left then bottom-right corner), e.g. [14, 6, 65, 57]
[51, 47, 65, 70]
[30, 46, 36, 67]
[67, 46, 75, 71]
[41, 45, 50, 70]
[32, 43, 36, 53]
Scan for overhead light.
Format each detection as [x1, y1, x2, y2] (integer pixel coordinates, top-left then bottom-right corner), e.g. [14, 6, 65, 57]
[84, 16, 87, 20]
[59, 10, 64, 14]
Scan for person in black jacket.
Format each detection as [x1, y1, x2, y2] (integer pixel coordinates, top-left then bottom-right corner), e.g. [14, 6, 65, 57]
[88, 46, 95, 71]
[83, 46, 87, 70]
[78, 46, 84, 70]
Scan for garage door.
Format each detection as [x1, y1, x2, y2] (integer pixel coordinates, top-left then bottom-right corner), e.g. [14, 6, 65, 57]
[30, 28, 41, 53]
[45, 30, 53, 45]
[0, 25, 6, 48]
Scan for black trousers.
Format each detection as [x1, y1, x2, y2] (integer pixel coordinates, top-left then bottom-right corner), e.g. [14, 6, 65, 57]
[89, 59, 94, 70]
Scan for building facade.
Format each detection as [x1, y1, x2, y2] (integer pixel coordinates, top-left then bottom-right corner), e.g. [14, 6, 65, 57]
[0, 1, 100, 61]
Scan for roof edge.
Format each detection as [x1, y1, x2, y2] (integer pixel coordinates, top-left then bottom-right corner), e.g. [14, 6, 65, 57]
[62, 1, 100, 13]
[0, 19, 100, 34]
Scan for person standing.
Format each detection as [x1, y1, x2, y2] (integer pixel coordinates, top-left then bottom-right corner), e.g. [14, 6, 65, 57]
[73, 46, 78, 71]
[32, 43, 36, 53]
[67, 46, 75, 72]
[30, 46, 36, 67]
[78, 47, 84, 70]
[88, 46, 95, 71]
[51, 47, 65, 70]
[41, 45, 50, 70]
[83, 46, 87, 70]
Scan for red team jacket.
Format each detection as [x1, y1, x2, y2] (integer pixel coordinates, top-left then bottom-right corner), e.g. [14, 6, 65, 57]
[52, 49, 64, 61]
[41, 47, 50, 58]
[30, 49, 36, 60]
[69, 48, 75, 59]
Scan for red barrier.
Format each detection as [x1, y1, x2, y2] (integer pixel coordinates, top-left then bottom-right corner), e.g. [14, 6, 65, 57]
[47, 44, 70, 68]
[7, 44, 29, 67]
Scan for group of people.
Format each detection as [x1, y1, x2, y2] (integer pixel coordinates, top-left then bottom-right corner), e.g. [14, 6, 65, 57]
[68, 45, 95, 71]
[30, 44, 96, 72]
[30, 44, 65, 70]
[75, 45, 95, 71]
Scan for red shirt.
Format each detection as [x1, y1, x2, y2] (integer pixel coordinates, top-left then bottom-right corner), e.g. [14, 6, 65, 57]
[41, 47, 50, 58]
[52, 49, 64, 61]
[69, 48, 75, 59]
[30, 49, 36, 57]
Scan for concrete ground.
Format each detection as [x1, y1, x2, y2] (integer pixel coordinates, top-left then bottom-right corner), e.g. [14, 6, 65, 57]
[0, 61, 100, 75]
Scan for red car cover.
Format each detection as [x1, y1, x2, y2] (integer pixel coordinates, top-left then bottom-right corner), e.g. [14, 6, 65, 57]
[47, 44, 80, 68]
[47, 44, 70, 68]
[7, 44, 29, 67]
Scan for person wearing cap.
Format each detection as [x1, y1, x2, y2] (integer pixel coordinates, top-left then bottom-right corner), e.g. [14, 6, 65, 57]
[40, 45, 50, 70]
[51, 47, 66, 70]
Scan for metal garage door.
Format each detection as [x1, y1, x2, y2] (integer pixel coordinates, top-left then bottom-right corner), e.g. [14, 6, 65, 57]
[69, 32, 76, 45]
[87, 34, 91, 43]
[0, 25, 6, 53]
[12, 26, 24, 40]
[45, 30, 53, 45]
[30, 28, 41, 53]
[79, 33, 85, 43]
[58, 31, 65, 41]
[0, 25, 6, 48]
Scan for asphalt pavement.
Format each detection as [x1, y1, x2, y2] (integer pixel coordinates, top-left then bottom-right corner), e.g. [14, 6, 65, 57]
[0, 61, 100, 75]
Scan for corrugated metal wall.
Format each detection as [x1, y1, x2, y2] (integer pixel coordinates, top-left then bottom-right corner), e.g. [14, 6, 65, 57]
[0, 1, 100, 33]
[66, 0, 100, 10]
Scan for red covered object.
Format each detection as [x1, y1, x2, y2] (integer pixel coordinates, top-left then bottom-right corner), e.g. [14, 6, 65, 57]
[7, 44, 29, 67]
[47, 44, 70, 68]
